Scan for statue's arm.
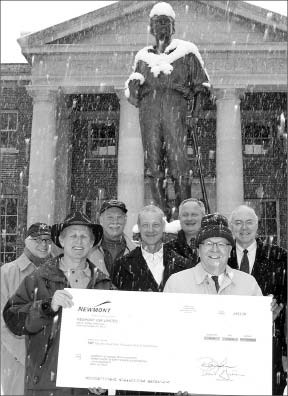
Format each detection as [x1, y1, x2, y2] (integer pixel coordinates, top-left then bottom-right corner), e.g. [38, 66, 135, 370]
[125, 61, 145, 108]
[188, 53, 212, 118]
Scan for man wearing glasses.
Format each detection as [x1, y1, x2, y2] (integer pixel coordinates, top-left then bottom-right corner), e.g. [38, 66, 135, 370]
[1, 222, 52, 396]
[164, 213, 262, 296]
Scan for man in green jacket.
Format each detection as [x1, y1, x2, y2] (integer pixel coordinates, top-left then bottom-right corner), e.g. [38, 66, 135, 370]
[3, 211, 111, 396]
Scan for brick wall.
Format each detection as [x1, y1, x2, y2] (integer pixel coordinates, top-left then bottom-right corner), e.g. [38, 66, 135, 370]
[1, 64, 33, 260]
[1, 66, 287, 259]
[69, 109, 118, 214]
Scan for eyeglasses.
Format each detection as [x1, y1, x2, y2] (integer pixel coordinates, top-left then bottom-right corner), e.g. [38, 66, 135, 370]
[200, 241, 231, 249]
[29, 237, 52, 245]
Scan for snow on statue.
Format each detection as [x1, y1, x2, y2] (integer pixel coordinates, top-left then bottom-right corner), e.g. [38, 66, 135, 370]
[125, 2, 211, 219]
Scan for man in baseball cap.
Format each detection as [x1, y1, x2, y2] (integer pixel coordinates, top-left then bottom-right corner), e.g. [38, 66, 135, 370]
[89, 199, 136, 277]
[1, 221, 52, 396]
[164, 213, 262, 296]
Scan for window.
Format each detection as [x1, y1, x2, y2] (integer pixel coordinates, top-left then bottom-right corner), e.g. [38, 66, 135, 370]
[88, 120, 117, 157]
[243, 121, 273, 155]
[187, 118, 216, 157]
[0, 111, 18, 148]
[245, 199, 279, 244]
[0, 197, 18, 264]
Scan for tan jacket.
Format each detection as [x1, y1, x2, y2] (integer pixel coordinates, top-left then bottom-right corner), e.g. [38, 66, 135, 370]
[88, 234, 136, 276]
[1, 253, 37, 365]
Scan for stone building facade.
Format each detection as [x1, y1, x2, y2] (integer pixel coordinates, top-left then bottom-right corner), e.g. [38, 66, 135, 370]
[1, 1, 287, 263]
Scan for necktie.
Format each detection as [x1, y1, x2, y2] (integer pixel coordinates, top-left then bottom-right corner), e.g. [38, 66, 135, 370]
[211, 275, 220, 292]
[240, 249, 249, 273]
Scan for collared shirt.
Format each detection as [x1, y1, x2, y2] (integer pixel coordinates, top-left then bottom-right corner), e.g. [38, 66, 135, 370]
[141, 245, 164, 286]
[206, 271, 231, 291]
[164, 262, 262, 296]
[236, 240, 257, 273]
[59, 260, 91, 289]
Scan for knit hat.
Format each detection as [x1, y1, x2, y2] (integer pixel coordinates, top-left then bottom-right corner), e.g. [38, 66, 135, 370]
[26, 223, 51, 238]
[196, 213, 234, 247]
[51, 211, 103, 248]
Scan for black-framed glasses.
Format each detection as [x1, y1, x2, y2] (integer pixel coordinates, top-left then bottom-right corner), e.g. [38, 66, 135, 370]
[200, 241, 231, 249]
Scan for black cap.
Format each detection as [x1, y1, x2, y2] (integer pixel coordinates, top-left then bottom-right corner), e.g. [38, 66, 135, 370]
[196, 213, 234, 247]
[51, 211, 103, 248]
[100, 199, 127, 215]
[26, 223, 51, 238]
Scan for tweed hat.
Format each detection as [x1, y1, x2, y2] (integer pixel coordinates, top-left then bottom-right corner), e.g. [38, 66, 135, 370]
[196, 213, 234, 247]
[26, 223, 51, 238]
[51, 211, 103, 248]
[100, 199, 127, 215]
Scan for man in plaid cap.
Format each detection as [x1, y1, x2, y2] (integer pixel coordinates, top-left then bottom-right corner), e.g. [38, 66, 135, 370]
[1, 222, 52, 395]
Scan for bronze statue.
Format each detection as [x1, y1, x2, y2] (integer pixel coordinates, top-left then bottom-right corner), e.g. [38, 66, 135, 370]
[126, 2, 211, 218]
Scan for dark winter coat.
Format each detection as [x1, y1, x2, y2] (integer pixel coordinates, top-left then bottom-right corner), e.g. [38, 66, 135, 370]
[164, 230, 199, 265]
[228, 238, 287, 395]
[112, 245, 190, 395]
[112, 245, 193, 292]
[3, 255, 113, 396]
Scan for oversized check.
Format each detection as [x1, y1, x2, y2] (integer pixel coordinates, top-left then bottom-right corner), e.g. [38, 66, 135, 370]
[57, 289, 272, 395]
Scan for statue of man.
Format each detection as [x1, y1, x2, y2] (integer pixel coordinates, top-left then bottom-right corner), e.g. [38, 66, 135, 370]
[125, 2, 210, 218]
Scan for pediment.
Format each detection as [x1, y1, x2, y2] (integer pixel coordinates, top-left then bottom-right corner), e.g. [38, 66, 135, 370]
[18, 0, 287, 54]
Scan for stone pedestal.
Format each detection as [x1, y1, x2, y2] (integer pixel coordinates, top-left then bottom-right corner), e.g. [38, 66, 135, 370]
[216, 89, 244, 218]
[117, 90, 144, 237]
[26, 87, 58, 226]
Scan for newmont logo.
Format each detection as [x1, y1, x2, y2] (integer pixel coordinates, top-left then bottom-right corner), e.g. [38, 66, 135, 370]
[78, 300, 112, 313]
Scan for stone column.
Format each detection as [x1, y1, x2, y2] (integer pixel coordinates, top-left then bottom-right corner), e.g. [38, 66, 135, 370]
[117, 90, 144, 238]
[54, 94, 72, 222]
[215, 89, 244, 218]
[26, 86, 58, 226]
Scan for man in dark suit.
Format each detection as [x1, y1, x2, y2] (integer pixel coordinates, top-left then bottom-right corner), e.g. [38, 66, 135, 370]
[228, 204, 287, 395]
[112, 204, 193, 395]
[112, 204, 193, 294]
[164, 198, 206, 264]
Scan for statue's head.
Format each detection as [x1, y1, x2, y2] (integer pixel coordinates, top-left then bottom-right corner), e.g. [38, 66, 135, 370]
[149, 2, 175, 40]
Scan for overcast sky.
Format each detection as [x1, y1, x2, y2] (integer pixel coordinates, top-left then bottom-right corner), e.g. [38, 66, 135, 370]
[1, 1, 287, 63]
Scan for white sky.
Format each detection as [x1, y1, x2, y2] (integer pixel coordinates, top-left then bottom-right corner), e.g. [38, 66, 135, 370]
[1, 1, 287, 63]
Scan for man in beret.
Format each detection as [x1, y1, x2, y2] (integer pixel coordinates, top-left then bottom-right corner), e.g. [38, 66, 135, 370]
[3, 211, 112, 396]
[1, 222, 52, 395]
[89, 199, 136, 278]
[164, 213, 262, 295]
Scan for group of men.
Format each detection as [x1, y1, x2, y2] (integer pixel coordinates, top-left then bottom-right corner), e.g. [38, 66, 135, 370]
[1, 2, 287, 395]
[1, 197, 287, 396]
